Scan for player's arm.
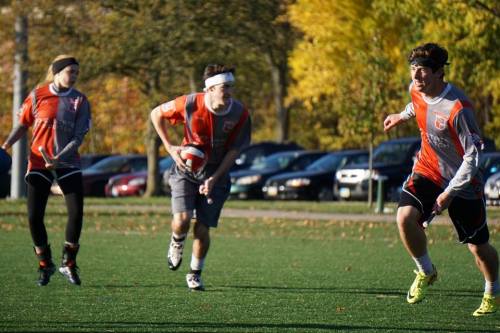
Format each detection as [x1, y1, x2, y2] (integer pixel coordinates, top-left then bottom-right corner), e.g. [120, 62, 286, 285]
[434, 109, 483, 213]
[150, 102, 186, 170]
[54, 98, 91, 165]
[200, 114, 251, 197]
[2, 91, 35, 150]
[2, 92, 34, 150]
[384, 103, 415, 132]
[199, 148, 239, 200]
[2, 125, 28, 150]
[212, 114, 251, 182]
[443, 109, 482, 196]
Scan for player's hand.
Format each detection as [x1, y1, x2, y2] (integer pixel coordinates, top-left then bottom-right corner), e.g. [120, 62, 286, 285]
[383, 114, 403, 132]
[199, 177, 215, 203]
[433, 191, 453, 215]
[44, 155, 58, 170]
[168, 145, 187, 171]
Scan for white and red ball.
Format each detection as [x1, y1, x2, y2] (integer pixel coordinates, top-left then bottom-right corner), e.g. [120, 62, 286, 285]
[180, 145, 207, 175]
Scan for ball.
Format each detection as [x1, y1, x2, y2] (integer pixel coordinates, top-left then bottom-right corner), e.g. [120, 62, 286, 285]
[180, 145, 207, 175]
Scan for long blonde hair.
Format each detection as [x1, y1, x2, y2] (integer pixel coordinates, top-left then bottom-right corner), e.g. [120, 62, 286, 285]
[43, 54, 78, 83]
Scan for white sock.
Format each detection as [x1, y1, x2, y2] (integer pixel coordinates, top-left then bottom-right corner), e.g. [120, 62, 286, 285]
[485, 280, 500, 296]
[190, 255, 205, 271]
[412, 253, 434, 275]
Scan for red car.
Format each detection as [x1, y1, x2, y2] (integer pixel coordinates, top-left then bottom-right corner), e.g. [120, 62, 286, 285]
[105, 157, 173, 197]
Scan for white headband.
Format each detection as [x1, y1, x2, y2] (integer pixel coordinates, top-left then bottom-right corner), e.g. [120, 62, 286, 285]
[204, 72, 235, 90]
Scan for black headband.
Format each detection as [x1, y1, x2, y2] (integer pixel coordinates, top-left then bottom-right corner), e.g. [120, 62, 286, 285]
[52, 57, 79, 75]
[410, 57, 448, 69]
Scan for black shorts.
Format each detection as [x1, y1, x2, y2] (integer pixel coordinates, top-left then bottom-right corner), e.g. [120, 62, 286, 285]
[399, 173, 489, 245]
[25, 168, 83, 195]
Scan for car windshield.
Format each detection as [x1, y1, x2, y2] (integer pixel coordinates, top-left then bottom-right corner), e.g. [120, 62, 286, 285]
[306, 154, 343, 172]
[86, 157, 126, 173]
[251, 153, 296, 171]
[373, 142, 413, 165]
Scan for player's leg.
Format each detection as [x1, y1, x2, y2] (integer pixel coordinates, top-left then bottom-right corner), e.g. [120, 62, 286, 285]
[167, 172, 197, 270]
[57, 169, 84, 285]
[186, 180, 230, 291]
[168, 211, 193, 270]
[186, 221, 210, 291]
[26, 170, 56, 286]
[397, 205, 427, 258]
[449, 197, 500, 316]
[398, 174, 440, 304]
[470, 242, 500, 316]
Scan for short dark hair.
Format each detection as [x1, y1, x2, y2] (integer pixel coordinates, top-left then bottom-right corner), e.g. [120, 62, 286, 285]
[203, 64, 235, 81]
[408, 43, 449, 72]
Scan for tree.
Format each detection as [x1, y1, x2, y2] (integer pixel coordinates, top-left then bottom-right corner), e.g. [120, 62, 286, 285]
[287, 0, 417, 149]
[413, 0, 500, 146]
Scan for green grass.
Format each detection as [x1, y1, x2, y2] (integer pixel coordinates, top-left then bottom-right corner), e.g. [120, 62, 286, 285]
[0, 198, 499, 332]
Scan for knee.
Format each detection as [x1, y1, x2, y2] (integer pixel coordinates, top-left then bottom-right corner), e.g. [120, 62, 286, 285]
[468, 243, 496, 259]
[173, 212, 193, 225]
[396, 208, 416, 230]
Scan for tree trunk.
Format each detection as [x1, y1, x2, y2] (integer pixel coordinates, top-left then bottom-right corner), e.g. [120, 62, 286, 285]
[265, 53, 289, 143]
[144, 75, 162, 197]
[144, 117, 161, 197]
[11, 15, 28, 199]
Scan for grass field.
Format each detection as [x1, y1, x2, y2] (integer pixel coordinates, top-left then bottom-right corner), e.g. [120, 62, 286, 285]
[1, 197, 499, 332]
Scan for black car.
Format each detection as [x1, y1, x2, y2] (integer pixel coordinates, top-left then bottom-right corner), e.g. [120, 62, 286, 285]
[231, 141, 303, 172]
[80, 154, 113, 169]
[82, 154, 147, 196]
[335, 137, 421, 201]
[481, 152, 500, 181]
[263, 150, 368, 201]
[230, 150, 326, 199]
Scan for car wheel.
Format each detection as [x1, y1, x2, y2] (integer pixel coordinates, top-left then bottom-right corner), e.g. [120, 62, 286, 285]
[318, 187, 334, 201]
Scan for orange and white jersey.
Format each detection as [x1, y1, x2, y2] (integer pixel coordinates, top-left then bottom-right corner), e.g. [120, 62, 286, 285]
[400, 83, 484, 199]
[18, 83, 91, 170]
[158, 92, 251, 165]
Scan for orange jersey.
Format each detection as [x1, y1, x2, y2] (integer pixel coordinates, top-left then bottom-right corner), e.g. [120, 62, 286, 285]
[401, 83, 484, 199]
[159, 93, 251, 165]
[19, 83, 91, 170]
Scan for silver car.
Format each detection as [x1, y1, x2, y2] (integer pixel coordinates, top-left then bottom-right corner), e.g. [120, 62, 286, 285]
[485, 172, 500, 206]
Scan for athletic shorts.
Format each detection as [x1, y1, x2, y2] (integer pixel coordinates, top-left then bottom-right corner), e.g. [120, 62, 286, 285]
[399, 173, 489, 245]
[25, 168, 83, 195]
[168, 171, 230, 228]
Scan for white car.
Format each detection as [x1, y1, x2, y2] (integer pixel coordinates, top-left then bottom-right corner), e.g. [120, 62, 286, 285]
[485, 172, 500, 206]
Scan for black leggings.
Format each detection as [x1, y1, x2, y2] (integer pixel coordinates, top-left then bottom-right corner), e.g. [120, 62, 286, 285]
[26, 169, 84, 247]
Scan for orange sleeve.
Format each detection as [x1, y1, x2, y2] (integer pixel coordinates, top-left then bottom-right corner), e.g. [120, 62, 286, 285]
[159, 95, 186, 125]
[19, 92, 34, 127]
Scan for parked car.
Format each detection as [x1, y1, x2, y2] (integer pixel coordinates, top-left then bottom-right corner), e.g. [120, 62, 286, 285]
[0, 172, 9, 198]
[80, 154, 113, 169]
[0, 149, 10, 197]
[105, 156, 173, 197]
[262, 150, 369, 201]
[230, 150, 326, 199]
[485, 171, 500, 206]
[82, 154, 147, 196]
[481, 152, 500, 181]
[231, 141, 303, 172]
[335, 137, 421, 201]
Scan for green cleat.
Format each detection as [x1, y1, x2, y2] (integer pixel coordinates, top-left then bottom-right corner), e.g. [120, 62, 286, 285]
[473, 294, 499, 317]
[406, 266, 437, 304]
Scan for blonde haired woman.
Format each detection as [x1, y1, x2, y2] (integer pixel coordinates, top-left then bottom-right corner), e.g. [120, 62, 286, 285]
[1, 55, 91, 286]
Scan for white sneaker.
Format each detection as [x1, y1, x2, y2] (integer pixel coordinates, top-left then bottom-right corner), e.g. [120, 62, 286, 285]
[186, 273, 205, 291]
[167, 238, 184, 271]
